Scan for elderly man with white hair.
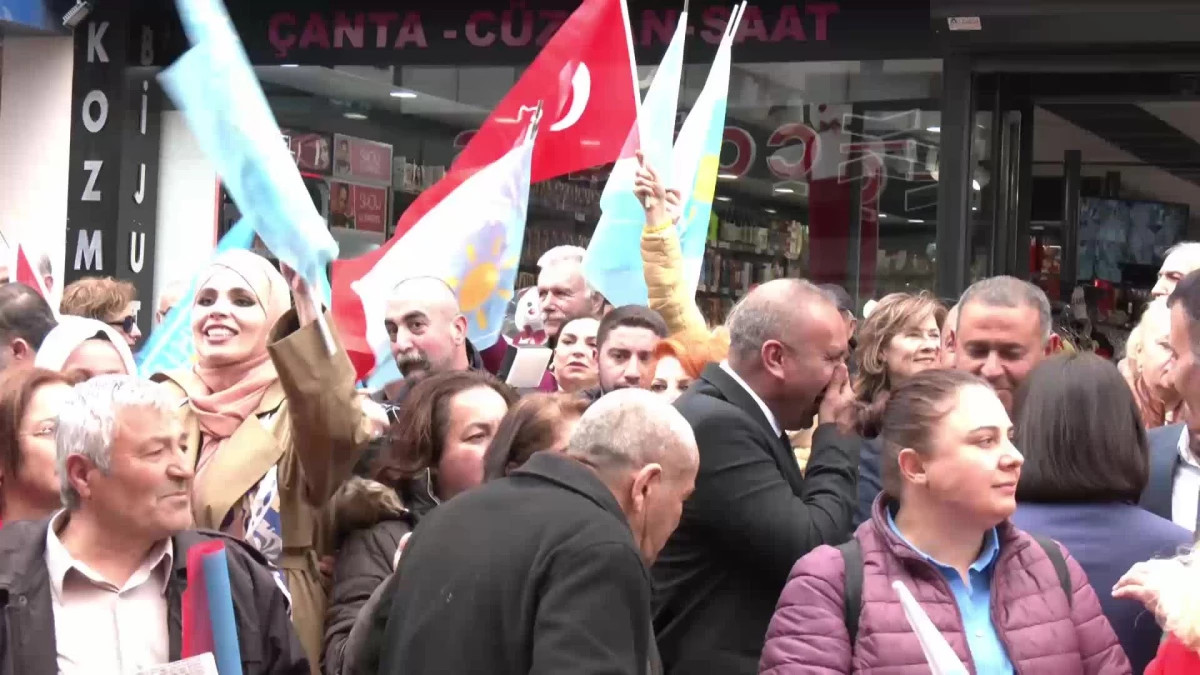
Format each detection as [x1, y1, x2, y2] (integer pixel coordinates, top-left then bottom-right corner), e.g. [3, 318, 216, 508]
[1152, 242, 1200, 299]
[0, 375, 308, 675]
[536, 245, 606, 342]
[365, 388, 699, 675]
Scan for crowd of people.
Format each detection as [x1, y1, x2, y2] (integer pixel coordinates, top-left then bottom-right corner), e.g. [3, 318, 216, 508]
[3, 159, 1200, 674]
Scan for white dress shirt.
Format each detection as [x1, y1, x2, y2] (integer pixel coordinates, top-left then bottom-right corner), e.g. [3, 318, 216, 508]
[719, 360, 782, 437]
[1170, 426, 1200, 532]
[45, 510, 174, 675]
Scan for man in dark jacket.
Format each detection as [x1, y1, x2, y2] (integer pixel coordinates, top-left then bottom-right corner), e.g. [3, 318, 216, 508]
[368, 388, 699, 675]
[0, 375, 306, 675]
[651, 279, 860, 675]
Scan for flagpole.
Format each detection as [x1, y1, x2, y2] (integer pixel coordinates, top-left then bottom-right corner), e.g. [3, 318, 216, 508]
[618, 0, 645, 149]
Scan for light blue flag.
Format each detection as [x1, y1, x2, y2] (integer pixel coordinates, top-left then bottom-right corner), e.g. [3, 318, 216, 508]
[669, 6, 743, 298]
[136, 219, 257, 377]
[581, 10, 687, 308]
[158, 0, 337, 292]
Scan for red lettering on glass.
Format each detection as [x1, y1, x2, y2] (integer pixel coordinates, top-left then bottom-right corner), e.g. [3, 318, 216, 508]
[537, 10, 569, 46]
[299, 13, 331, 50]
[766, 123, 819, 181]
[367, 12, 399, 48]
[735, 6, 770, 43]
[268, 13, 298, 57]
[640, 9, 677, 47]
[721, 126, 756, 177]
[700, 6, 730, 44]
[466, 11, 497, 47]
[771, 6, 807, 42]
[333, 12, 365, 49]
[500, 5, 534, 47]
[807, 2, 839, 41]
[394, 12, 428, 48]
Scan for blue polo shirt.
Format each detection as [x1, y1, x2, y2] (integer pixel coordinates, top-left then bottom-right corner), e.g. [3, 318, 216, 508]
[887, 510, 1013, 675]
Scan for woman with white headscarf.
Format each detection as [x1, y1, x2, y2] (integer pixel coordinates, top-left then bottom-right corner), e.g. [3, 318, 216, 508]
[152, 250, 372, 673]
[34, 315, 137, 381]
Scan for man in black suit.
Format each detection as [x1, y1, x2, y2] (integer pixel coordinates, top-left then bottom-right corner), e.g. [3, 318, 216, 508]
[651, 278, 860, 675]
[1142, 270, 1200, 532]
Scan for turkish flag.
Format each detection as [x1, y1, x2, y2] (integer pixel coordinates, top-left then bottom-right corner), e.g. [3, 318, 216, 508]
[11, 244, 48, 299]
[451, 0, 639, 183]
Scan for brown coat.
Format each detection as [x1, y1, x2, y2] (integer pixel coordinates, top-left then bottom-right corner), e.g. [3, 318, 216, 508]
[153, 311, 373, 675]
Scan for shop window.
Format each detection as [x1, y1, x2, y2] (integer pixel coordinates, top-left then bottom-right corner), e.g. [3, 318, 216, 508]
[250, 58, 941, 320]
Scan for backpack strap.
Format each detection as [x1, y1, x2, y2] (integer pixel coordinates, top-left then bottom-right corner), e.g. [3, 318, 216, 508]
[1032, 534, 1073, 607]
[836, 539, 864, 649]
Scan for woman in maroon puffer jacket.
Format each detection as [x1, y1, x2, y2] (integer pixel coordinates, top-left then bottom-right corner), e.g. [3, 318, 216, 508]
[760, 369, 1131, 675]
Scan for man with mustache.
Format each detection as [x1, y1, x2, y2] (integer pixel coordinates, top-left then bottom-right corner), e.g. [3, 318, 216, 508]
[380, 277, 486, 398]
[0, 375, 307, 674]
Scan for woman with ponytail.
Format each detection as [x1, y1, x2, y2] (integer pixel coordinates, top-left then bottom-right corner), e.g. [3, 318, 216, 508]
[760, 369, 1129, 674]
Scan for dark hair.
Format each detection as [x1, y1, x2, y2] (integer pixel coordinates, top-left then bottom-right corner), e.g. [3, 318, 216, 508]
[818, 283, 854, 316]
[0, 367, 71, 513]
[1014, 353, 1148, 503]
[482, 393, 591, 481]
[856, 368, 993, 497]
[1169, 269, 1200, 356]
[596, 305, 668, 350]
[0, 283, 56, 353]
[374, 370, 517, 485]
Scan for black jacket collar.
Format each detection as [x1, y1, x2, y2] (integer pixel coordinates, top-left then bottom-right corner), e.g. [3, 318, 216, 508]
[510, 452, 629, 529]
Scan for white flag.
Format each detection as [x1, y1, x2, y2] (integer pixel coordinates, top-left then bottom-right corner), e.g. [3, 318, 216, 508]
[893, 580, 969, 675]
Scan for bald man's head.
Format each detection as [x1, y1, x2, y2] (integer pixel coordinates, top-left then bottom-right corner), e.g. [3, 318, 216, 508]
[726, 279, 849, 429]
[567, 388, 698, 563]
[384, 276, 469, 378]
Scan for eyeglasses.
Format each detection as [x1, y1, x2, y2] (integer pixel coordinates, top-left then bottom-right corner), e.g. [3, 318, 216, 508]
[109, 315, 137, 333]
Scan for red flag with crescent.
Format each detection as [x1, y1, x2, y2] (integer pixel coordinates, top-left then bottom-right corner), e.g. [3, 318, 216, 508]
[451, 0, 640, 184]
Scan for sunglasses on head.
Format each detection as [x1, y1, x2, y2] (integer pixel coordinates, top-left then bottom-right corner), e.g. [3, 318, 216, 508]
[109, 315, 137, 333]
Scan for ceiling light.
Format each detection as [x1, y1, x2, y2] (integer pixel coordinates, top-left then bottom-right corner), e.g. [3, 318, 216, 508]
[280, 64, 299, 68]
[774, 187, 794, 194]
[343, 112, 368, 120]
[972, 206, 979, 211]
[390, 91, 417, 98]
[908, 218, 925, 223]
[764, 208, 777, 214]
[879, 212, 892, 219]
[927, 126, 941, 133]
[716, 196, 732, 202]
[718, 173, 738, 180]
[972, 179, 981, 191]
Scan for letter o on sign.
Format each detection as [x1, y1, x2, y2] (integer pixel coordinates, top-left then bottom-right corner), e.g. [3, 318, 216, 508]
[82, 90, 109, 133]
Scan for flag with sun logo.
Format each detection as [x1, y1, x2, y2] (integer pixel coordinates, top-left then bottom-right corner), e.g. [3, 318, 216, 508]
[669, 2, 745, 300]
[336, 122, 537, 384]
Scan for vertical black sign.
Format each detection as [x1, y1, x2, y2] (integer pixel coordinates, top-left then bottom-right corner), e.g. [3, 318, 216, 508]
[64, 5, 161, 338]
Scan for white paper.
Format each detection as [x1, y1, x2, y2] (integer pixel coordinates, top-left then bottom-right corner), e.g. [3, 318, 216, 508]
[137, 653, 219, 675]
[892, 580, 969, 675]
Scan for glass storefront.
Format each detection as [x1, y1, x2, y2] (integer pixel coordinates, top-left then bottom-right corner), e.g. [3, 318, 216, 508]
[222, 55, 942, 319]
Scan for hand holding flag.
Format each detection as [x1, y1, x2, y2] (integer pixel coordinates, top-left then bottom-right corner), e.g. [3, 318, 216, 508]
[159, 0, 338, 355]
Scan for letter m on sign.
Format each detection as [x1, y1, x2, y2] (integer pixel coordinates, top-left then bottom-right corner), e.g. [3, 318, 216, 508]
[74, 229, 103, 271]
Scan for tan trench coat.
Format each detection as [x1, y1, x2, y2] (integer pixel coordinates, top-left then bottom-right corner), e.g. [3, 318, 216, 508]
[154, 311, 372, 675]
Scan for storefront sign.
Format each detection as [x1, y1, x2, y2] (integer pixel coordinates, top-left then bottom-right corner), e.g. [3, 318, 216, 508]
[197, 1, 932, 66]
[64, 4, 161, 338]
[328, 181, 388, 233]
[333, 134, 393, 185]
[283, 128, 332, 173]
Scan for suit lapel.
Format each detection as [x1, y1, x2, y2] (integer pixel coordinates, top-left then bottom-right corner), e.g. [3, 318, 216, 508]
[1142, 423, 1185, 520]
[698, 363, 804, 488]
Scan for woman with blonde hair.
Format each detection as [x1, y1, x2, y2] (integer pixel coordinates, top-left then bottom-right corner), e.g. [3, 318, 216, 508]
[853, 292, 945, 405]
[1118, 300, 1182, 428]
[852, 291, 945, 524]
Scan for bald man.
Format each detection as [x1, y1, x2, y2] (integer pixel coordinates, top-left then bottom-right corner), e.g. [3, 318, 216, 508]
[652, 278, 859, 675]
[380, 277, 479, 396]
[369, 389, 698, 675]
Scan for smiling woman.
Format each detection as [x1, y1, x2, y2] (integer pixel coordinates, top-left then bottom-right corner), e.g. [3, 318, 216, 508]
[853, 291, 946, 406]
